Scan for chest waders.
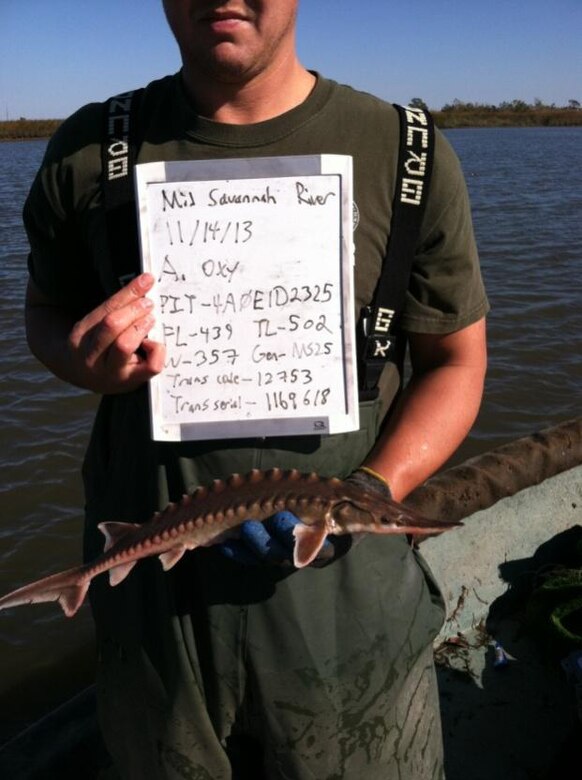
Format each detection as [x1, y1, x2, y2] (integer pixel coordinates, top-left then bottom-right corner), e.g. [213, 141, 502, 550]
[91, 94, 445, 780]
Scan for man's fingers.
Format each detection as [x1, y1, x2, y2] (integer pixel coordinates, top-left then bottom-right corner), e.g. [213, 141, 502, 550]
[91, 300, 154, 361]
[97, 273, 155, 320]
[72, 290, 155, 366]
[108, 314, 156, 366]
[239, 520, 291, 563]
[106, 325, 165, 387]
[72, 274, 155, 347]
[62, 273, 164, 393]
[140, 338, 166, 375]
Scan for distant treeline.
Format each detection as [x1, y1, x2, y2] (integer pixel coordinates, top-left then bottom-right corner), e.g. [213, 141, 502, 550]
[0, 118, 62, 140]
[420, 98, 582, 128]
[2, 98, 581, 139]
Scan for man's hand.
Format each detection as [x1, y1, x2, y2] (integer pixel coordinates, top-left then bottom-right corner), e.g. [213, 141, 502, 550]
[219, 511, 335, 567]
[26, 273, 165, 394]
[345, 466, 392, 499]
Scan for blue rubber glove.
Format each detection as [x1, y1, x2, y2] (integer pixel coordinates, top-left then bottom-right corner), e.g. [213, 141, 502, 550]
[220, 511, 334, 567]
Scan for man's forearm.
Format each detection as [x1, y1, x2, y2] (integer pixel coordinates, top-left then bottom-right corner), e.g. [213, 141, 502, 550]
[363, 319, 487, 501]
[363, 363, 485, 501]
[25, 295, 87, 388]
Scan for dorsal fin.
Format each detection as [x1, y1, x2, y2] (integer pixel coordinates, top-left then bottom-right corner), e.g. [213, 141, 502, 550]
[98, 521, 140, 553]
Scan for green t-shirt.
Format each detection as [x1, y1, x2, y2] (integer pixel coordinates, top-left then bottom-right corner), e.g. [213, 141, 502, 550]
[25, 72, 487, 328]
[24, 73, 488, 507]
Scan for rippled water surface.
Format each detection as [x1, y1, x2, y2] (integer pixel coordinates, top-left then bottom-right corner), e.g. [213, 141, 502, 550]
[0, 141, 98, 736]
[449, 128, 582, 452]
[0, 128, 581, 737]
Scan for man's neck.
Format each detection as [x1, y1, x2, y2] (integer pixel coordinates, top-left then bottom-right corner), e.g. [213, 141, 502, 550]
[182, 57, 316, 125]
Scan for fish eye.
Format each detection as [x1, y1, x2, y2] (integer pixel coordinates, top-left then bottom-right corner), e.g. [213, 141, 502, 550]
[380, 516, 392, 526]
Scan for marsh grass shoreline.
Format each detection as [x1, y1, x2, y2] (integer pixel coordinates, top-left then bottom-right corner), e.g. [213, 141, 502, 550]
[434, 108, 582, 129]
[1, 109, 581, 141]
[1, 119, 62, 141]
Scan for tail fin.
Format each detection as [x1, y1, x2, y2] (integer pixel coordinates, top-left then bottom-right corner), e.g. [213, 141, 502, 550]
[0, 567, 90, 618]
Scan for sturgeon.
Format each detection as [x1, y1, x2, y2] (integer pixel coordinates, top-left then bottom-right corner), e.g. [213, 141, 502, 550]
[0, 468, 459, 618]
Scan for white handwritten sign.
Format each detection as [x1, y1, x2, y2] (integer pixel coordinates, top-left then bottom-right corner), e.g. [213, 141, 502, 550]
[135, 155, 358, 441]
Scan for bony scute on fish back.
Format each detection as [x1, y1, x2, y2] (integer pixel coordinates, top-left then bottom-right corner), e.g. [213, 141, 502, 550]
[0, 468, 460, 618]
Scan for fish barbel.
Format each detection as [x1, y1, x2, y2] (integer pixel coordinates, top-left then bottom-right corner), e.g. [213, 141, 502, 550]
[0, 468, 459, 617]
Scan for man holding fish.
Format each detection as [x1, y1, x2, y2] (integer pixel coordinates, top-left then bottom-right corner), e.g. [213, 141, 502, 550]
[20, 1, 488, 777]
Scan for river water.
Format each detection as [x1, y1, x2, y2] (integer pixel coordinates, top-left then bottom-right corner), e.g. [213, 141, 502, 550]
[0, 127, 581, 739]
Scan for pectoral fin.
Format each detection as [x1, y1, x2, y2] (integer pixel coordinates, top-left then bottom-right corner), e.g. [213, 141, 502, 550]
[292, 523, 329, 568]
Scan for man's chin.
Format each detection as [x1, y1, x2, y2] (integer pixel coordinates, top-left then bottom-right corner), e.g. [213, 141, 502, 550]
[192, 41, 267, 84]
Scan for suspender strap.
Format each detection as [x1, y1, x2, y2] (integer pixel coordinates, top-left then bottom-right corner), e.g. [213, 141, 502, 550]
[101, 88, 144, 290]
[358, 104, 435, 397]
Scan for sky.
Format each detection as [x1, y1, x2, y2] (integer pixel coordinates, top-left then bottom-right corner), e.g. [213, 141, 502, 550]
[1, 0, 581, 120]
